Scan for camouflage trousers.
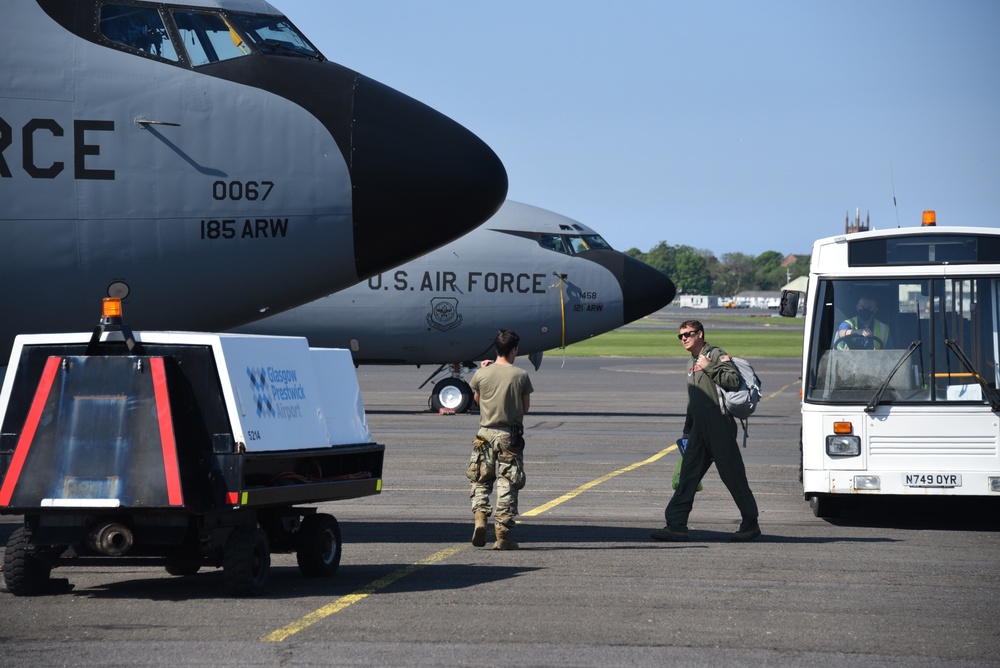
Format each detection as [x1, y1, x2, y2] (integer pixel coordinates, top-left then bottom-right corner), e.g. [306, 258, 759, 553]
[467, 426, 526, 528]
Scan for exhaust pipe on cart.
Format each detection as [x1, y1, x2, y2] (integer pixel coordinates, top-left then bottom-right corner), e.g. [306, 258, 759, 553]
[86, 522, 134, 556]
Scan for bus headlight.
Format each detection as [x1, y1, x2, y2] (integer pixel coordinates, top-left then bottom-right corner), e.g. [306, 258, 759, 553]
[826, 435, 861, 457]
[854, 475, 880, 490]
[989, 477, 1000, 493]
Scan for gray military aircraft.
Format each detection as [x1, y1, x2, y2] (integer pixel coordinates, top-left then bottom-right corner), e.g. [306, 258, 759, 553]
[0, 0, 507, 365]
[236, 201, 676, 412]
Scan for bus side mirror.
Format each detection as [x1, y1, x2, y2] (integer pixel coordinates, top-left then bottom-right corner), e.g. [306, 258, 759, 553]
[779, 290, 799, 317]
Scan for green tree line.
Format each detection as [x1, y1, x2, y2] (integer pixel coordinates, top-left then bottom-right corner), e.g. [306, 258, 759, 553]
[624, 242, 810, 296]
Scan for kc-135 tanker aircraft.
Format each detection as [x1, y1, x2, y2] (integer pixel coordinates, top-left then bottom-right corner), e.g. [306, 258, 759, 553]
[0, 0, 507, 365]
[236, 201, 677, 412]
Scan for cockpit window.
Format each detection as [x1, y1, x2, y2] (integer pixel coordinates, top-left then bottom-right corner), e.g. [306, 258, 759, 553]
[228, 13, 321, 59]
[566, 234, 612, 254]
[173, 11, 251, 66]
[581, 234, 612, 251]
[539, 235, 568, 254]
[537, 233, 612, 255]
[99, 5, 178, 61]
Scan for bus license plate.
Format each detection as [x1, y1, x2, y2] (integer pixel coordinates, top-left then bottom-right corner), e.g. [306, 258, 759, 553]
[904, 473, 962, 488]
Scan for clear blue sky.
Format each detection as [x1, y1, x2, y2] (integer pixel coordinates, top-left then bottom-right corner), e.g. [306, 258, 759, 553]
[279, 0, 999, 257]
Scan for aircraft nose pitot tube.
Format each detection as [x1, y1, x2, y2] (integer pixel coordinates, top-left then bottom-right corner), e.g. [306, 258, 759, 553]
[348, 76, 509, 278]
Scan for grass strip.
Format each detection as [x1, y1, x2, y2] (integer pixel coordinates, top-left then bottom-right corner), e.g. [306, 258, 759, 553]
[546, 329, 803, 358]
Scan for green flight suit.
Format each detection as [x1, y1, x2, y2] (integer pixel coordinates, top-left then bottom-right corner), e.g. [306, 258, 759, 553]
[665, 343, 759, 529]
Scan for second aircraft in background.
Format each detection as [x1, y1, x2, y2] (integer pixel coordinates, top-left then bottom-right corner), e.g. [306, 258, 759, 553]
[236, 201, 676, 412]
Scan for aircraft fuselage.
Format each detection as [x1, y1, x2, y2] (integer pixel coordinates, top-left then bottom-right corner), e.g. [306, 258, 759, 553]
[238, 201, 676, 365]
[0, 0, 506, 363]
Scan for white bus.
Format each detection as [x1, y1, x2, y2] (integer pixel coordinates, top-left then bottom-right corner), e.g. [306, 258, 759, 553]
[781, 213, 1000, 517]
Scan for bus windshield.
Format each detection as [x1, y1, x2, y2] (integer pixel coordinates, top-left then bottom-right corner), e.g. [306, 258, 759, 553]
[805, 277, 1000, 405]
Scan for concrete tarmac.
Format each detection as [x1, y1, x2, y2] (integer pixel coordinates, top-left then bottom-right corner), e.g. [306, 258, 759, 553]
[1, 356, 998, 667]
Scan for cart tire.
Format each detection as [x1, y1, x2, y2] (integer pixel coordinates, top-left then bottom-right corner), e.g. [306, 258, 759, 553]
[809, 494, 841, 519]
[296, 513, 342, 577]
[223, 526, 270, 596]
[430, 378, 473, 414]
[3, 528, 53, 596]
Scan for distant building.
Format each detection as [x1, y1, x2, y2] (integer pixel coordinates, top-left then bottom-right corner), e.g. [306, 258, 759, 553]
[846, 209, 870, 234]
[735, 290, 782, 309]
[678, 295, 722, 309]
[781, 254, 800, 267]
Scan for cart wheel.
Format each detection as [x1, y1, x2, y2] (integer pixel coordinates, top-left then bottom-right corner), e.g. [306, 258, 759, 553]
[296, 513, 342, 578]
[3, 528, 54, 596]
[223, 526, 270, 596]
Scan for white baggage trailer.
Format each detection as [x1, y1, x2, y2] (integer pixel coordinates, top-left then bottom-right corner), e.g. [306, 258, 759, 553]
[0, 300, 384, 595]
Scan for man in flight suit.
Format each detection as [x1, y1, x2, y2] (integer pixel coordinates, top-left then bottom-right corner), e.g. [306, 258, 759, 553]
[652, 320, 761, 542]
[467, 329, 533, 550]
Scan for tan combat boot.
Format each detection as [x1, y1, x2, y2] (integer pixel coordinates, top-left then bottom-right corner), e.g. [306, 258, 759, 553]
[472, 511, 488, 547]
[492, 523, 518, 550]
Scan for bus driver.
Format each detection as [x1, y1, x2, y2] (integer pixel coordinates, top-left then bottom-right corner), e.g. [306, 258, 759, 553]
[834, 295, 893, 350]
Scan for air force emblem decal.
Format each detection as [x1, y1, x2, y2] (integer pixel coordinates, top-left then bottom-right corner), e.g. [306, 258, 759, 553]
[427, 297, 462, 331]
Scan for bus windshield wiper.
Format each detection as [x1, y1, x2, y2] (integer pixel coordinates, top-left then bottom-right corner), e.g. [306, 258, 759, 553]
[865, 341, 921, 414]
[944, 339, 1000, 412]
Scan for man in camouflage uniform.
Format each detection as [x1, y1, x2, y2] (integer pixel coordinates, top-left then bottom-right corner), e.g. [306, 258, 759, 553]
[467, 329, 533, 550]
[652, 320, 761, 542]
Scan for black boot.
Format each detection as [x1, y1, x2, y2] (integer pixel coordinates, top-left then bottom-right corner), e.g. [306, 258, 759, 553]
[650, 526, 689, 542]
[730, 519, 761, 542]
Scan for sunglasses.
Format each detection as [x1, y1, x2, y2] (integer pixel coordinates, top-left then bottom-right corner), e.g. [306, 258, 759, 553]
[677, 330, 700, 340]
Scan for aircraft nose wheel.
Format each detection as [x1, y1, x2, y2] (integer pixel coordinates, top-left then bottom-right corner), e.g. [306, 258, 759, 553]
[430, 377, 473, 413]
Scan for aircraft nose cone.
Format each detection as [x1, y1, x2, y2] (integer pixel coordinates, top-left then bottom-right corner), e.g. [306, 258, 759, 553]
[350, 77, 508, 278]
[621, 255, 676, 323]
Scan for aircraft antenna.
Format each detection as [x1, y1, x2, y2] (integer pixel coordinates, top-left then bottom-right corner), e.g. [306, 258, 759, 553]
[550, 273, 569, 368]
[890, 161, 901, 228]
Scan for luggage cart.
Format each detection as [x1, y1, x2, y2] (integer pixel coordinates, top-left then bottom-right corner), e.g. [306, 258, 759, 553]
[0, 299, 384, 596]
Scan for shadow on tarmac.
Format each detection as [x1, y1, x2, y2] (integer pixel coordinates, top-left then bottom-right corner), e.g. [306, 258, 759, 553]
[41, 561, 542, 601]
[818, 496, 1000, 531]
[337, 520, 901, 546]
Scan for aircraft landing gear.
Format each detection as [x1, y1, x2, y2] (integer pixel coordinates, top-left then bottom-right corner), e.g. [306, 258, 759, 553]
[430, 376, 474, 413]
[423, 362, 477, 413]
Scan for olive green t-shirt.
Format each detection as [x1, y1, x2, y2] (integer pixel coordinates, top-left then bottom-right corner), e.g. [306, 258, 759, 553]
[470, 363, 533, 428]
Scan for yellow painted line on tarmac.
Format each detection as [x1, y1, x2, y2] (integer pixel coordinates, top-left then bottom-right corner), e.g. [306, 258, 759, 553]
[765, 380, 800, 402]
[261, 379, 801, 642]
[522, 444, 676, 517]
[260, 444, 678, 642]
[261, 543, 466, 642]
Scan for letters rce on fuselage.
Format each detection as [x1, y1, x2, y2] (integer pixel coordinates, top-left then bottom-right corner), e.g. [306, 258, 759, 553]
[2, 116, 290, 241]
[0, 117, 114, 180]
